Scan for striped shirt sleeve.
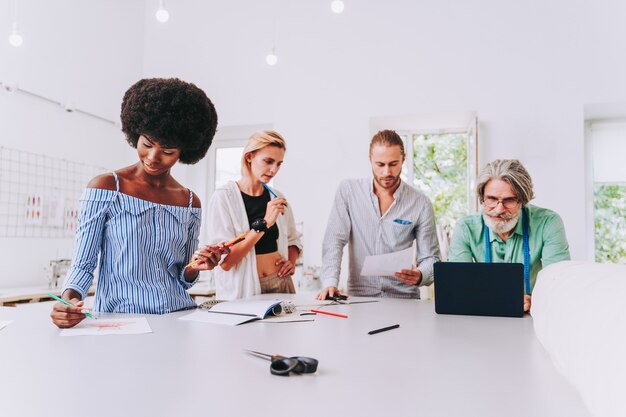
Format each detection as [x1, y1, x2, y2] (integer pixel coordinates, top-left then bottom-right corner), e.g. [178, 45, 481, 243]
[178, 210, 202, 289]
[321, 182, 352, 289]
[414, 200, 439, 286]
[63, 190, 113, 300]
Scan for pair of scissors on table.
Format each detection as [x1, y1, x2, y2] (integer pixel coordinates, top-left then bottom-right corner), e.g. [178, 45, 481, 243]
[325, 294, 348, 303]
[324, 294, 378, 305]
[245, 350, 319, 376]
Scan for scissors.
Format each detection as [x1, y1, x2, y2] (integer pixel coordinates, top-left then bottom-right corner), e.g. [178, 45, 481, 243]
[245, 350, 319, 376]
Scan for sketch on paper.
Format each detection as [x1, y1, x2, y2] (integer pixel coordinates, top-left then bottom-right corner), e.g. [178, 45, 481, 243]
[60, 317, 152, 336]
[88, 321, 135, 330]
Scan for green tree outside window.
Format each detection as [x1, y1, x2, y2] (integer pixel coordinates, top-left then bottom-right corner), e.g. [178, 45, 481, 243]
[594, 184, 626, 264]
[411, 133, 469, 235]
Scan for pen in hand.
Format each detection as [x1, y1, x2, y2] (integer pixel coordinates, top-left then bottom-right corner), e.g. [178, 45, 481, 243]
[260, 181, 278, 199]
[185, 233, 246, 269]
[261, 182, 287, 210]
[48, 293, 94, 319]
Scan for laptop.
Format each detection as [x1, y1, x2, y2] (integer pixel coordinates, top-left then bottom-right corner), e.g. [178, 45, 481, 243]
[434, 262, 524, 318]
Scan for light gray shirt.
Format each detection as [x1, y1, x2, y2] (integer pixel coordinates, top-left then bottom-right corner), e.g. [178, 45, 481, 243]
[321, 178, 441, 299]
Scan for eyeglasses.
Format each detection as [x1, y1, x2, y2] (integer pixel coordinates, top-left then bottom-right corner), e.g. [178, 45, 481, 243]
[482, 196, 520, 209]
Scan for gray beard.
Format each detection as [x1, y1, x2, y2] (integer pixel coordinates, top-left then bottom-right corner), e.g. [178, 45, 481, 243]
[482, 212, 519, 235]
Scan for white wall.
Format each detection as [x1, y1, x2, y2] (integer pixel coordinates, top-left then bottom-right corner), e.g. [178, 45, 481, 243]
[1, 0, 625, 287]
[143, 0, 626, 271]
[0, 0, 144, 287]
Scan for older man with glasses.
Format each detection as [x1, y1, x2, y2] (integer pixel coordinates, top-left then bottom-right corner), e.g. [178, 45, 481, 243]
[448, 159, 570, 312]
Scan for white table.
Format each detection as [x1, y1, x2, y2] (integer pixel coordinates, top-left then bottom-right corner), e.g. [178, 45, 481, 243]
[0, 297, 590, 417]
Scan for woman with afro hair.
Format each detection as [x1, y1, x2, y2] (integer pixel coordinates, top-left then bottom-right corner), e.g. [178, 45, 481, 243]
[51, 78, 223, 328]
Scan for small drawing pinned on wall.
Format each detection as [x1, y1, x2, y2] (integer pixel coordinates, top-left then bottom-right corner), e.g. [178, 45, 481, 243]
[47, 195, 66, 228]
[24, 193, 44, 226]
[64, 207, 78, 233]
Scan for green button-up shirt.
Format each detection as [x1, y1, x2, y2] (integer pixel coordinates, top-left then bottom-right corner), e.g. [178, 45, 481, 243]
[447, 204, 570, 292]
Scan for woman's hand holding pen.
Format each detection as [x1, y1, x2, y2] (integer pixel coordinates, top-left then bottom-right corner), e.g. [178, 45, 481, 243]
[264, 197, 287, 227]
[188, 244, 230, 271]
[50, 291, 88, 328]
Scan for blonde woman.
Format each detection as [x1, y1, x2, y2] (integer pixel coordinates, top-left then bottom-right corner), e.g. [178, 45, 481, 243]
[206, 131, 302, 300]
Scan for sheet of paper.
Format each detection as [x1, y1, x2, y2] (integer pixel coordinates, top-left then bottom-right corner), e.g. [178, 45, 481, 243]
[60, 318, 152, 336]
[179, 310, 257, 326]
[360, 247, 414, 276]
[0, 320, 12, 331]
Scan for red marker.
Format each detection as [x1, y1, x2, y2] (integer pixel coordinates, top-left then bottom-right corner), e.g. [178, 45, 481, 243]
[310, 309, 348, 319]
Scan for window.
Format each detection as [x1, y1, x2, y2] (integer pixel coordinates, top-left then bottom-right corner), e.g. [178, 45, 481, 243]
[205, 141, 246, 200]
[408, 132, 469, 227]
[589, 121, 626, 264]
[205, 125, 273, 198]
[209, 143, 279, 195]
[214, 146, 244, 190]
[594, 185, 626, 263]
[400, 120, 477, 259]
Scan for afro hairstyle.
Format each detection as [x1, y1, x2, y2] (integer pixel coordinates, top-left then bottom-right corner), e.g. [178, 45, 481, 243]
[120, 78, 218, 164]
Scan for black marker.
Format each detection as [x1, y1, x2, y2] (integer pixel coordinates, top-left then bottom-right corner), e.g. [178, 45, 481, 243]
[368, 324, 400, 335]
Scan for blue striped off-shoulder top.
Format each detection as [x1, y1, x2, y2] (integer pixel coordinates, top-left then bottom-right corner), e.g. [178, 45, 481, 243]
[63, 172, 201, 314]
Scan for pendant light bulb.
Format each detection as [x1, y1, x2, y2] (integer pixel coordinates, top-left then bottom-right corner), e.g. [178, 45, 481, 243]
[9, 22, 23, 47]
[331, 0, 345, 14]
[155, 1, 170, 23]
[266, 50, 278, 66]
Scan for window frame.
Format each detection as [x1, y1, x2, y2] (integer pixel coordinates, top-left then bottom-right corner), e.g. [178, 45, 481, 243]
[585, 119, 626, 262]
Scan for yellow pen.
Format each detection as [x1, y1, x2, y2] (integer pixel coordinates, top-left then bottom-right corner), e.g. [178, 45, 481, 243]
[185, 232, 247, 268]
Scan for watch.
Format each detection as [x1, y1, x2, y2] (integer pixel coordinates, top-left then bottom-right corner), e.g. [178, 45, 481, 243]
[251, 218, 268, 233]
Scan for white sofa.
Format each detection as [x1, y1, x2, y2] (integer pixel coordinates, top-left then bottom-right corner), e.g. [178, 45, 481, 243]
[532, 261, 626, 417]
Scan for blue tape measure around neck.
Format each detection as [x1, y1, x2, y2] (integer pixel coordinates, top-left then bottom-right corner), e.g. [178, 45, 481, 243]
[484, 207, 531, 294]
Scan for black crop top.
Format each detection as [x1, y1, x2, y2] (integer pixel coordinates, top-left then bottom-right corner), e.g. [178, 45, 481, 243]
[241, 189, 279, 255]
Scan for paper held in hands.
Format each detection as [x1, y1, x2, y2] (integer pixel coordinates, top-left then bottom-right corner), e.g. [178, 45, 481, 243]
[360, 247, 414, 277]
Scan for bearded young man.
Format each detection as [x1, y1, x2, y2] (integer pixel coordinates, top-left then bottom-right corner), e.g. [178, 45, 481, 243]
[448, 159, 571, 312]
[316, 130, 440, 300]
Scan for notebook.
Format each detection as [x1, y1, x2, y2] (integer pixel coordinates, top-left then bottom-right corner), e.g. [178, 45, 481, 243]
[434, 262, 524, 318]
[180, 299, 302, 325]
